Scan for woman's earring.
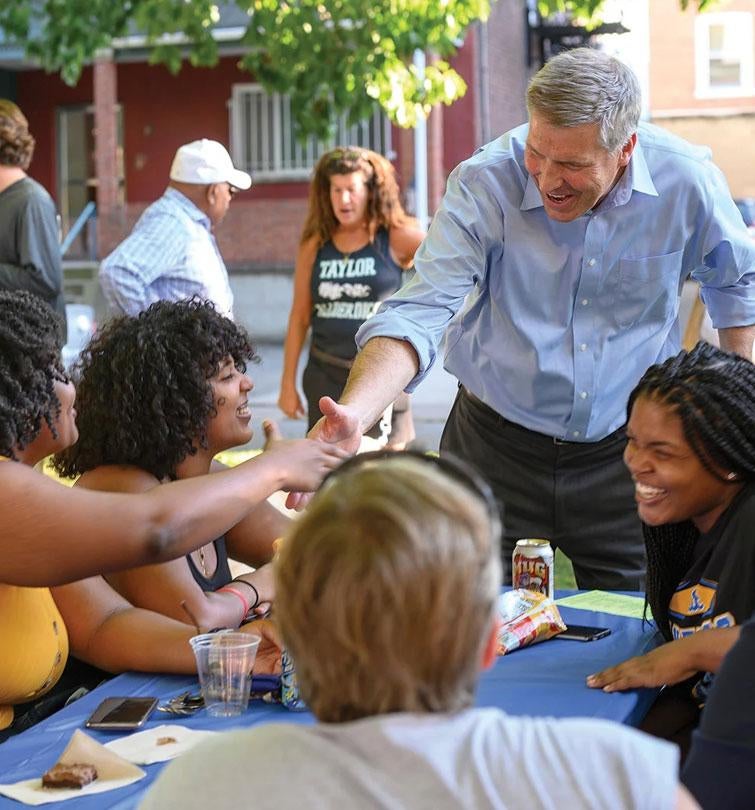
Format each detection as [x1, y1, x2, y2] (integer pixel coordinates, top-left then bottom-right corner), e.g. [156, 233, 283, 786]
[726, 472, 738, 481]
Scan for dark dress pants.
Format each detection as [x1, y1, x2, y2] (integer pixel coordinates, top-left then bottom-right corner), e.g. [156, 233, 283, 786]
[440, 387, 646, 590]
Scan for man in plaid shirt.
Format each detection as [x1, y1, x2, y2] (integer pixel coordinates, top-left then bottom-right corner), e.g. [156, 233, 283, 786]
[100, 139, 251, 319]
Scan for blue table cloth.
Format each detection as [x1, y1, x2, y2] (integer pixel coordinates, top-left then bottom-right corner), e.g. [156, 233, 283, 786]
[0, 599, 660, 808]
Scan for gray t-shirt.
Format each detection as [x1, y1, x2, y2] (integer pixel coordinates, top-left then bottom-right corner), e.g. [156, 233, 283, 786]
[0, 177, 66, 335]
[140, 708, 679, 810]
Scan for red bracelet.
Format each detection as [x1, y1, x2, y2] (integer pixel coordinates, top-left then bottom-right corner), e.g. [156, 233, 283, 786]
[217, 585, 250, 619]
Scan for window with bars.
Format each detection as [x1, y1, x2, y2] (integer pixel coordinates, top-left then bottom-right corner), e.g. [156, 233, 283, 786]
[694, 12, 754, 99]
[229, 84, 392, 182]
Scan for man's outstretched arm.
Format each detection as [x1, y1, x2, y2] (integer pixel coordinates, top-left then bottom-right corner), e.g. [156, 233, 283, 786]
[284, 337, 419, 510]
[718, 324, 755, 360]
[309, 336, 419, 452]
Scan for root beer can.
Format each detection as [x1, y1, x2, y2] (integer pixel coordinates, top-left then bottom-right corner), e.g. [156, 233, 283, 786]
[512, 538, 554, 600]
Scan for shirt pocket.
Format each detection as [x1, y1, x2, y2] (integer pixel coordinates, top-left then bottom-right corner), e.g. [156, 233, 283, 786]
[614, 249, 683, 330]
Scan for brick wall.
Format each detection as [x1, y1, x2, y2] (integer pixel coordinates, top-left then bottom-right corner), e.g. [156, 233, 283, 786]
[649, 0, 755, 114]
[97, 197, 309, 268]
[652, 114, 755, 198]
[484, 0, 530, 140]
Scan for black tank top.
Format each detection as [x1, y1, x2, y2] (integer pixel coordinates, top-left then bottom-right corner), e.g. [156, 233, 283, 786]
[186, 536, 232, 591]
[310, 227, 403, 359]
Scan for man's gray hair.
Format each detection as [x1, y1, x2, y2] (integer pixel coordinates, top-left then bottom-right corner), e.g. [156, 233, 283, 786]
[526, 48, 641, 153]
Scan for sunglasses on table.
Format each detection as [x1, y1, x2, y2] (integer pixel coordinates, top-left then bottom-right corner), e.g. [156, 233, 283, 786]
[319, 448, 500, 522]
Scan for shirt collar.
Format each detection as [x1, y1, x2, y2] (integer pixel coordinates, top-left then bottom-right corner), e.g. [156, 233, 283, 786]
[519, 135, 658, 213]
[163, 186, 211, 228]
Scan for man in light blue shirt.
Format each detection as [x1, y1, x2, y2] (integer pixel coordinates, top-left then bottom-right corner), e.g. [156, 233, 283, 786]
[100, 139, 251, 319]
[302, 49, 755, 590]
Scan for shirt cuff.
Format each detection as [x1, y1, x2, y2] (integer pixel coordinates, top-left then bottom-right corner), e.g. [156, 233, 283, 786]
[701, 284, 755, 330]
[355, 311, 438, 392]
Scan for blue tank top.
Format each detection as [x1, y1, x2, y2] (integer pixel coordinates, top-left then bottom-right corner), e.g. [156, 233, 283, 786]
[310, 228, 403, 360]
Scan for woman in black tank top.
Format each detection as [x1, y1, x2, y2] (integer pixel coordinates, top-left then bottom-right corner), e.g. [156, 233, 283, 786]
[279, 147, 425, 448]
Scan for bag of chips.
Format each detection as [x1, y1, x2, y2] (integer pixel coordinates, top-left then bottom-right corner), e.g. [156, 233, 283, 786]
[496, 589, 566, 655]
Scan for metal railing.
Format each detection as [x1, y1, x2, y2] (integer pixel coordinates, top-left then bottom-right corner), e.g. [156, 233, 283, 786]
[60, 201, 97, 257]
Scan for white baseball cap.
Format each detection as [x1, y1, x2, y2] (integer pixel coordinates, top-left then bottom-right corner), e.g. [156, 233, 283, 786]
[169, 139, 252, 190]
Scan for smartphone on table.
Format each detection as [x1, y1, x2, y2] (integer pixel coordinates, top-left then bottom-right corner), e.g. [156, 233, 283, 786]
[85, 696, 158, 730]
[558, 625, 611, 642]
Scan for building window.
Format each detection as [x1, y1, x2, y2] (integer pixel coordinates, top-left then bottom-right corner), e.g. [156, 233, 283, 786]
[694, 12, 754, 99]
[229, 84, 392, 182]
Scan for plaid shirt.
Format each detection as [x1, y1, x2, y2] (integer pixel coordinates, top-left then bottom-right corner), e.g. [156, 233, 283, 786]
[99, 188, 234, 318]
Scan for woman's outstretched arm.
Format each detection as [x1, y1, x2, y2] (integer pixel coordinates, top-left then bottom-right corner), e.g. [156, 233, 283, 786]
[0, 437, 346, 587]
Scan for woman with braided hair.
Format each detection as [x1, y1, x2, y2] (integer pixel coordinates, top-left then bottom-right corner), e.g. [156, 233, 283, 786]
[0, 291, 346, 738]
[588, 341, 755, 751]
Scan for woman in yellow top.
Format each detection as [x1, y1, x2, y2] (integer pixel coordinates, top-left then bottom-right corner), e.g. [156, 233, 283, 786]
[0, 291, 347, 738]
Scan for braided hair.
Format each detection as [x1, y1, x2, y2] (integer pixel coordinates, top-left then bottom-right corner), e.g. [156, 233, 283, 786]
[0, 291, 66, 459]
[54, 298, 257, 481]
[628, 341, 755, 639]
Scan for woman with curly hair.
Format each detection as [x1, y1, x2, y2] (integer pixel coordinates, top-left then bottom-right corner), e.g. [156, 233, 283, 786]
[55, 298, 294, 630]
[278, 147, 424, 448]
[0, 99, 66, 333]
[588, 342, 755, 752]
[0, 291, 345, 738]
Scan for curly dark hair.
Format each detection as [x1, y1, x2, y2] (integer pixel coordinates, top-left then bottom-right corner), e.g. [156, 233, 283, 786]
[300, 146, 413, 247]
[627, 341, 755, 639]
[54, 299, 258, 481]
[0, 291, 66, 458]
[0, 99, 35, 170]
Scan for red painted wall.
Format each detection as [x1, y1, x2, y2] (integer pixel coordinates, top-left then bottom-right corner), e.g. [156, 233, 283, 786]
[17, 49, 475, 205]
[446, 32, 478, 173]
[14, 51, 474, 265]
[16, 57, 310, 203]
[17, 66, 92, 198]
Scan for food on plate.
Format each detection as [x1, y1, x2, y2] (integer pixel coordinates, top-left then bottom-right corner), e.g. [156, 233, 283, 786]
[41, 763, 98, 789]
[156, 736, 177, 745]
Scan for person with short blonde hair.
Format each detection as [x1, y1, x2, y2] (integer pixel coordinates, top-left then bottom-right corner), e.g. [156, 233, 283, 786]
[143, 453, 695, 810]
[0, 99, 66, 334]
[276, 455, 500, 720]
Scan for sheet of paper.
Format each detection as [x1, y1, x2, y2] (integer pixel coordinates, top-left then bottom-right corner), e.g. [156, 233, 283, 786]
[555, 590, 646, 620]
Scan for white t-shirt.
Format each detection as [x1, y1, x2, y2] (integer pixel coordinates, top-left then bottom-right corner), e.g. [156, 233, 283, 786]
[140, 708, 679, 810]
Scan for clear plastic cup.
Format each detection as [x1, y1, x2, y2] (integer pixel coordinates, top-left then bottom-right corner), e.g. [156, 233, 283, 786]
[189, 632, 261, 717]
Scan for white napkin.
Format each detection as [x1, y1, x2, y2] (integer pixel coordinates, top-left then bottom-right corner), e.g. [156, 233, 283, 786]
[0, 729, 145, 805]
[104, 724, 218, 765]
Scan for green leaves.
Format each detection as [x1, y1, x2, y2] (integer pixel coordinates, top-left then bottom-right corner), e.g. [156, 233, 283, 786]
[536, 0, 719, 24]
[0, 0, 720, 139]
[237, 0, 489, 139]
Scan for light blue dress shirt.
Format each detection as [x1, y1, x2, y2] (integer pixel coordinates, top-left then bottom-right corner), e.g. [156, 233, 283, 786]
[357, 122, 755, 441]
[99, 187, 234, 318]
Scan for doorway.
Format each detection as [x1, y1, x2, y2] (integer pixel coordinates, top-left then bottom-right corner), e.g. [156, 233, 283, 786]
[56, 104, 124, 258]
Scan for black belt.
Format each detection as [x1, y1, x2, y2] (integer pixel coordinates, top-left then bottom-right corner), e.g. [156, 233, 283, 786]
[461, 387, 624, 446]
[310, 345, 355, 370]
